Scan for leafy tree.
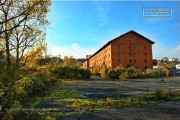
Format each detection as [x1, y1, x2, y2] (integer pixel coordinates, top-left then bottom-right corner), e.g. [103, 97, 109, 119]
[0, 0, 51, 69]
[63, 56, 80, 68]
[0, 0, 51, 113]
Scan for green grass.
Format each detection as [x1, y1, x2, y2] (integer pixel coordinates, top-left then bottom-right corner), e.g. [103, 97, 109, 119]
[44, 89, 83, 99]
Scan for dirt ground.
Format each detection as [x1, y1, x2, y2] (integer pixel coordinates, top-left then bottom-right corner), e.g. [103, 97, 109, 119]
[38, 76, 180, 120]
[57, 77, 180, 120]
[57, 101, 180, 120]
[59, 76, 180, 99]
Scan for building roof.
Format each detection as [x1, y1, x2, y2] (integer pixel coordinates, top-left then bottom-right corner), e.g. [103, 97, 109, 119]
[83, 30, 155, 63]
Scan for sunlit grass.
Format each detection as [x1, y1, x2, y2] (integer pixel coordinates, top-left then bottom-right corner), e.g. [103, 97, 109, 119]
[44, 89, 83, 99]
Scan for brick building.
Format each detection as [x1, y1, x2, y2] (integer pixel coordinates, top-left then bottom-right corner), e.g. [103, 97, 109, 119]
[83, 30, 155, 71]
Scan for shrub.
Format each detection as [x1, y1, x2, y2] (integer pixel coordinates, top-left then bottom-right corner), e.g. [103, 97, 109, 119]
[100, 64, 108, 78]
[162, 66, 170, 77]
[108, 65, 127, 79]
[50, 66, 91, 80]
[119, 71, 128, 81]
[155, 79, 172, 99]
[155, 88, 172, 99]
[127, 66, 143, 78]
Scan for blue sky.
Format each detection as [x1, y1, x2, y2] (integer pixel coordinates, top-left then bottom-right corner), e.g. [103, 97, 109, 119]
[46, 1, 180, 60]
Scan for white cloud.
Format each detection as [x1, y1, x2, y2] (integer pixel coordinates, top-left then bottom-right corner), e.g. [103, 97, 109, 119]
[47, 43, 97, 59]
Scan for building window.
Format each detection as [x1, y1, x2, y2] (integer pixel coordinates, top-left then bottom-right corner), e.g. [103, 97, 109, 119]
[129, 59, 132, 63]
[118, 41, 120, 44]
[118, 53, 120, 57]
[132, 40, 136, 44]
[144, 46, 146, 50]
[118, 60, 120, 64]
[134, 59, 136, 63]
[109, 54, 110, 57]
[117, 46, 120, 50]
[132, 46, 136, 50]
[145, 59, 147, 63]
[144, 53, 147, 57]
[133, 53, 136, 57]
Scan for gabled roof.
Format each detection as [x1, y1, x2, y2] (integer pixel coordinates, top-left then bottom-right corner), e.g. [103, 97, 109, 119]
[83, 30, 155, 63]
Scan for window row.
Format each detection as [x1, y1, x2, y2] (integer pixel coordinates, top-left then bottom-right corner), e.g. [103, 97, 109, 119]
[118, 40, 137, 44]
[117, 59, 148, 64]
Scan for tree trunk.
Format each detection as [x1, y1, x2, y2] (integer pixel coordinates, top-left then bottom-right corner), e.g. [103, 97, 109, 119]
[5, 31, 11, 69]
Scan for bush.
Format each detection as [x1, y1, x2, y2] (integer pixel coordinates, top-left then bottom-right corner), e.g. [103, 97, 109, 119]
[50, 66, 91, 80]
[155, 88, 172, 99]
[155, 79, 172, 99]
[108, 66, 127, 79]
[119, 71, 128, 81]
[100, 64, 108, 78]
[126, 66, 143, 78]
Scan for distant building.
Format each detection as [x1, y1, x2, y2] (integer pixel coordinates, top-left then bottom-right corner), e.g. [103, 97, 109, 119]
[153, 59, 157, 65]
[83, 30, 155, 71]
[86, 55, 91, 59]
[77, 58, 86, 66]
[162, 57, 168, 62]
[169, 57, 179, 62]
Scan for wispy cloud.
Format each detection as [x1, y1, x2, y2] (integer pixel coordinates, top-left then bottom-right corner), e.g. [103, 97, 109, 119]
[92, 2, 110, 26]
[153, 43, 180, 60]
[171, 44, 180, 59]
[48, 43, 97, 59]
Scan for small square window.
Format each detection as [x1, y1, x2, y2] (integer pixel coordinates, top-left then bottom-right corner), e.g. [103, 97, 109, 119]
[132, 40, 136, 44]
[134, 59, 136, 63]
[118, 60, 120, 64]
[144, 47, 146, 50]
[118, 53, 120, 57]
[133, 46, 136, 50]
[117, 46, 120, 50]
[144, 53, 147, 57]
[145, 59, 147, 63]
[133, 53, 136, 57]
[130, 60, 132, 63]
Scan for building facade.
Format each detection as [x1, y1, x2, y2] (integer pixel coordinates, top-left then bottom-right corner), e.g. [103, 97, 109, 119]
[83, 30, 155, 71]
[169, 57, 179, 62]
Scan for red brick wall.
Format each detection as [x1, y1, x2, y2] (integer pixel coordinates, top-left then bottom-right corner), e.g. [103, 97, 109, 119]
[111, 32, 153, 71]
[83, 32, 154, 71]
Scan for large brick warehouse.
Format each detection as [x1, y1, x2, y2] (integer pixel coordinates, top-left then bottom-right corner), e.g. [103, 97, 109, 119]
[83, 30, 155, 71]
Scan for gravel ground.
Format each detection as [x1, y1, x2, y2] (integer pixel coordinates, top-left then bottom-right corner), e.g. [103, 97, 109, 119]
[57, 101, 180, 120]
[38, 77, 180, 120]
[59, 76, 180, 99]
